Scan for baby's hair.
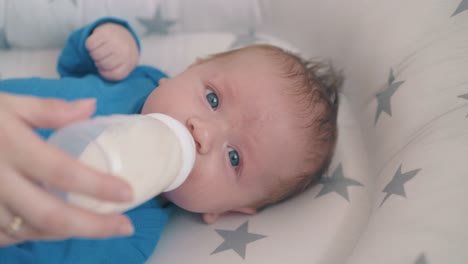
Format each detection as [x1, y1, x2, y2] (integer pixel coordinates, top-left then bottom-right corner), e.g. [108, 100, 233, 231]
[201, 44, 343, 209]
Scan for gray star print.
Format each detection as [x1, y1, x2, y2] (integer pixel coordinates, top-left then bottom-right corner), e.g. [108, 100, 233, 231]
[49, 0, 77, 7]
[415, 253, 428, 264]
[452, 0, 468, 17]
[137, 6, 176, 35]
[380, 164, 421, 207]
[375, 69, 405, 124]
[211, 221, 266, 259]
[230, 28, 261, 48]
[0, 29, 8, 49]
[460, 94, 468, 117]
[316, 164, 364, 201]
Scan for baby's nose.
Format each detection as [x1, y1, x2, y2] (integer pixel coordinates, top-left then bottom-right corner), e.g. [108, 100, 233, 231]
[186, 118, 212, 154]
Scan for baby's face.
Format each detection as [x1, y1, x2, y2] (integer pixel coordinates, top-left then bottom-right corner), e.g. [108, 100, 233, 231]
[142, 50, 308, 223]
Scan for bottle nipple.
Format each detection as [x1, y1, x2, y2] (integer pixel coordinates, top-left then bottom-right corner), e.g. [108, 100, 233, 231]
[145, 113, 196, 191]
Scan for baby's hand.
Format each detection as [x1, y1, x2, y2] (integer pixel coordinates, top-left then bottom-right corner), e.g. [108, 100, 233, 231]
[86, 23, 139, 81]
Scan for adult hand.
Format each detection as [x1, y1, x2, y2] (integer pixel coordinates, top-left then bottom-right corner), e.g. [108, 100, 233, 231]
[86, 22, 140, 81]
[0, 93, 134, 246]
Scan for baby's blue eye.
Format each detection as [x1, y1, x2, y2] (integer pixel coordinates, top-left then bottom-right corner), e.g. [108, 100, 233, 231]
[228, 147, 240, 167]
[206, 90, 219, 110]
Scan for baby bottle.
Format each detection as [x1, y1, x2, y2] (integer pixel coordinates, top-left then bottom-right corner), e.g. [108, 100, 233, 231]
[47, 113, 196, 213]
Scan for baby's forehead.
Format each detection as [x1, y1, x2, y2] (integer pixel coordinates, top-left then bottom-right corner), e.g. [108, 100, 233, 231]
[214, 47, 286, 69]
[212, 50, 313, 134]
[222, 49, 305, 94]
[240, 102, 313, 172]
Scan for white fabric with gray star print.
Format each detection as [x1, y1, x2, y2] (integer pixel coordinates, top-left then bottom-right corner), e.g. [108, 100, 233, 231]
[0, 0, 263, 49]
[1, 0, 467, 264]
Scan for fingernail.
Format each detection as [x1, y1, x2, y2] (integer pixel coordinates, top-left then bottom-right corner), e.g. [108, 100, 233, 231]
[118, 222, 134, 236]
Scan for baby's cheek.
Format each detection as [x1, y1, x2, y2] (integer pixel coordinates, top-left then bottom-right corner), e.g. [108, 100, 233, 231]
[166, 180, 215, 213]
[141, 90, 159, 114]
[165, 157, 225, 211]
[184, 165, 209, 188]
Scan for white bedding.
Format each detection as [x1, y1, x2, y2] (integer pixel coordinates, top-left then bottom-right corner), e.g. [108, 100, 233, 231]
[1, 0, 468, 263]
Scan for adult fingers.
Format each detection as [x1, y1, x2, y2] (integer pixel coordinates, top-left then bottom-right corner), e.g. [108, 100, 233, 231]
[0, 232, 22, 246]
[3, 172, 134, 239]
[0, 94, 133, 203]
[16, 134, 132, 203]
[0, 93, 96, 129]
[0, 207, 22, 246]
[0, 206, 42, 244]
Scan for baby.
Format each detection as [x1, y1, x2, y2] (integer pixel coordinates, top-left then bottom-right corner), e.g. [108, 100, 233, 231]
[152, 44, 342, 224]
[0, 17, 342, 263]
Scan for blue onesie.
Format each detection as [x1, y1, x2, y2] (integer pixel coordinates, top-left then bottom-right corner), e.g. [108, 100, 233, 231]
[0, 18, 172, 263]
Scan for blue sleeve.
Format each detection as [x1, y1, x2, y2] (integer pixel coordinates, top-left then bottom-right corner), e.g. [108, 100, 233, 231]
[0, 200, 172, 264]
[57, 17, 141, 78]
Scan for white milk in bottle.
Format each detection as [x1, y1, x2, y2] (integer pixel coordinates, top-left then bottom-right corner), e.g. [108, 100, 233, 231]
[48, 113, 196, 213]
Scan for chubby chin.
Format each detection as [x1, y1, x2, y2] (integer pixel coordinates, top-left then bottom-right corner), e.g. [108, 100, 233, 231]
[162, 182, 208, 213]
[162, 165, 217, 213]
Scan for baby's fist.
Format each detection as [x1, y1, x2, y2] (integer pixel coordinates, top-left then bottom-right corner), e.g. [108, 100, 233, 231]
[86, 23, 139, 81]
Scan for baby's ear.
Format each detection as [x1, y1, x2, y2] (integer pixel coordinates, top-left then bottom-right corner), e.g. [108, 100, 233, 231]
[202, 207, 257, 225]
[202, 213, 220, 224]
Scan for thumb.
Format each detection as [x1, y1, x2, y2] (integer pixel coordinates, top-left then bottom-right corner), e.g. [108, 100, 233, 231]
[4, 94, 96, 129]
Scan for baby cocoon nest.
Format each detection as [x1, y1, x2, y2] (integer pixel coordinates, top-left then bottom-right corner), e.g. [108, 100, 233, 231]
[0, 17, 342, 263]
